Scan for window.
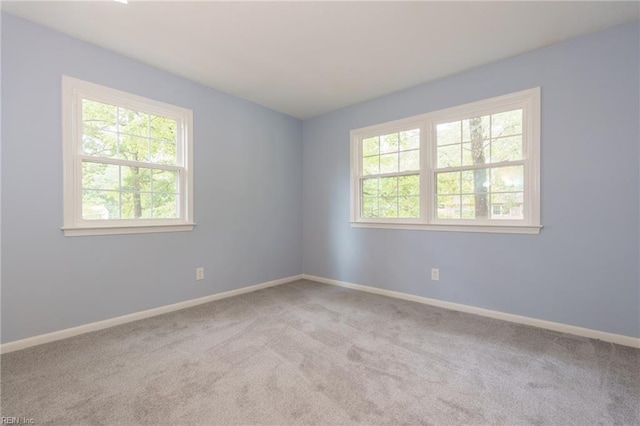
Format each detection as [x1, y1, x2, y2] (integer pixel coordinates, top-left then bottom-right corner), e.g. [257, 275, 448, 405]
[62, 76, 194, 236]
[350, 88, 541, 234]
[361, 129, 420, 219]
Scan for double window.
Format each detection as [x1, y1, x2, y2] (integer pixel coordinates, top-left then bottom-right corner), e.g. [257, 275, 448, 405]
[62, 76, 194, 236]
[350, 88, 541, 234]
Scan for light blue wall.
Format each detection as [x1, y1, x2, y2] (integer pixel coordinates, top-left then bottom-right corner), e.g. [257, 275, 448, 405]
[302, 22, 640, 338]
[1, 13, 303, 343]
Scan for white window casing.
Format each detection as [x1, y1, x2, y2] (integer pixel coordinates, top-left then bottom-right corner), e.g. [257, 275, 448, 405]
[62, 76, 194, 236]
[350, 88, 541, 234]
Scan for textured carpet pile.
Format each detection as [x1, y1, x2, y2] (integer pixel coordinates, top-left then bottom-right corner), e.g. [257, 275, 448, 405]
[1, 280, 639, 425]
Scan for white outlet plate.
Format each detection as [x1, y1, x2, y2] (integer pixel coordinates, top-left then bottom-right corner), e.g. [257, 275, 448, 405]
[196, 267, 204, 280]
[431, 268, 440, 281]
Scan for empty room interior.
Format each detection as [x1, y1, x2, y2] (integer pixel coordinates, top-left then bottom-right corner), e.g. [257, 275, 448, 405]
[1, 1, 640, 425]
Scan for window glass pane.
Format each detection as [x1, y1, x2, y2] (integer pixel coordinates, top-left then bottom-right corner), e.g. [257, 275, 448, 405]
[399, 150, 419, 172]
[464, 168, 490, 220]
[492, 136, 522, 163]
[82, 127, 117, 157]
[82, 99, 117, 132]
[363, 136, 379, 157]
[82, 190, 119, 220]
[462, 141, 490, 167]
[121, 192, 152, 219]
[82, 162, 119, 191]
[492, 165, 524, 192]
[491, 192, 524, 220]
[491, 109, 522, 137]
[437, 195, 460, 219]
[153, 169, 178, 193]
[436, 122, 461, 146]
[399, 129, 419, 151]
[363, 156, 379, 175]
[379, 196, 398, 218]
[151, 139, 177, 165]
[153, 192, 179, 218]
[362, 197, 379, 218]
[121, 166, 151, 192]
[120, 134, 149, 162]
[436, 172, 460, 195]
[119, 107, 148, 137]
[461, 194, 489, 220]
[437, 144, 461, 168]
[470, 168, 490, 193]
[399, 196, 419, 218]
[461, 195, 476, 219]
[398, 175, 419, 196]
[380, 133, 399, 154]
[380, 153, 398, 174]
[149, 115, 176, 142]
[380, 176, 398, 197]
[362, 178, 379, 197]
[462, 116, 490, 141]
[461, 170, 474, 193]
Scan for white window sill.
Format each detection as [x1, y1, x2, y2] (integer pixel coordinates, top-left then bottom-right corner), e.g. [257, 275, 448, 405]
[62, 223, 195, 237]
[350, 222, 542, 234]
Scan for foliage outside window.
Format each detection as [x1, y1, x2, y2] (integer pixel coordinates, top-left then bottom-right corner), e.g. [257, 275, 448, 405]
[62, 76, 194, 236]
[350, 88, 541, 234]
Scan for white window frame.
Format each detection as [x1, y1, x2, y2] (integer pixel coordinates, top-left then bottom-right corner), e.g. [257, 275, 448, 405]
[350, 87, 541, 234]
[62, 76, 194, 236]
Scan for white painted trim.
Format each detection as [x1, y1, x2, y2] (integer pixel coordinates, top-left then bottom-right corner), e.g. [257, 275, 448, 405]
[62, 223, 195, 237]
[302, 274, 640, 349]
[350, 222, 542, 234]
[0, 274, 303, 354]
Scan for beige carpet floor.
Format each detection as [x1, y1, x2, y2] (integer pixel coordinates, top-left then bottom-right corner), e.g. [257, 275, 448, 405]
[1, 279, 639, 425]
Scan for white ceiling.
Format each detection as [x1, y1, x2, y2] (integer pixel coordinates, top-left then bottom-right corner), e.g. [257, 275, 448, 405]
[3, 1, 639, 119]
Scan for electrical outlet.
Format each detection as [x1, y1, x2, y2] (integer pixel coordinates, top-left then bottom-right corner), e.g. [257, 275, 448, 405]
[431, 268, 440, 281]
[196, 267, 204, 281]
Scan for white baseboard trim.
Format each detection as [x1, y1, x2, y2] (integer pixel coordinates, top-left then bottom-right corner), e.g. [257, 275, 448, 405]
[302, 274, 640, 349]
[0, 274, 303, 354]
